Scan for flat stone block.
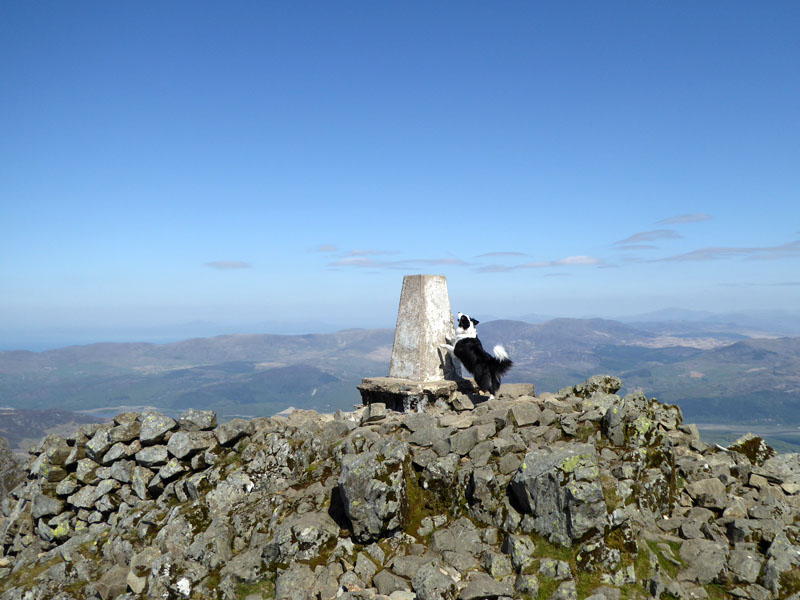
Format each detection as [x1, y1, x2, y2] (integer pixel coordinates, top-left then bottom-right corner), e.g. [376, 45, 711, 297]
[359, 377, 464, 412]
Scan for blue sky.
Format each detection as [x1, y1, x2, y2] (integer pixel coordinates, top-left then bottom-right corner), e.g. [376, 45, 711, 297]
[2, 2, 799, 348]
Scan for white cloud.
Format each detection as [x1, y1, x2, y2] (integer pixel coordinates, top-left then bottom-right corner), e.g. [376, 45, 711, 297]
[327, 256, 470, 269]
[656, 240, 800, 262]
[520, 255, 603, 269]
[655, 213, 712, 225]
[205, 261, 252, 270]
[476, 251, 528, 258]
[475, 255, 603, 272]
[616, 229, 682, 245]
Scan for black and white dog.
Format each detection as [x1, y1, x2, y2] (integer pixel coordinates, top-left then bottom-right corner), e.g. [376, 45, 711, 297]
[442, 312, 513, 397]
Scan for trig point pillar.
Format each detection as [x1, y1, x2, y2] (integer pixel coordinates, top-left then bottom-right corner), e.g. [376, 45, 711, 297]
[389, 274, 459, 381]
[359, 274, 465, 412]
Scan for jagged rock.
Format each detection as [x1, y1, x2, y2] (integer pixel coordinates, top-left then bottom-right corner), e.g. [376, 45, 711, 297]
[67, 484, 99, 509]
[178, 409, 218, 431]
[109, 421, 140, 444]
[4, 377, 800, 600]
[550, 579, 578, 600]
[686, 477, 728, 510]
[54, 476, 78, 496]
[167, 431, 217, 460]
[215, 418, 250, 446]
[31, 494, 63, 519]
[374, 570, 411, 595]
[264, 511, 339, 563]
[515, 572, 540, 596]
[502, 534, 536, 572]
[411, 559, 458, 600]
[730, 433, 778, 466]
[540, 558, 573, 580]
[109, 459, 134, 483]
[135, 445, 168, 468]
[338, 441, 410, 542]
[509, 401, 541, 427]
[761, 531, 800, 594]
[510, 443, 605, 546]
[461, 572, 514, 600]
[138, 412, 177, 445]
[679, 538, 729, 584]
[85, 428, 113, 462]
[729, 543, 763, 584]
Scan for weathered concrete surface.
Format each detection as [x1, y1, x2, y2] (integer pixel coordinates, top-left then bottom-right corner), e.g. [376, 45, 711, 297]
[388, 275, 459, 382]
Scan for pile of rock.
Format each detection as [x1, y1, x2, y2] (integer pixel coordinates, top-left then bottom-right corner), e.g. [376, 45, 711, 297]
[1, 375, 800, 600]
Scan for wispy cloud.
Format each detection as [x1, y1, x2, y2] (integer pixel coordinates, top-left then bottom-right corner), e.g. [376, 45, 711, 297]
[205, 261, 252, 270]
[520, 255, 602, 269]
[615, 244, 658, 251]
[313, 244, 338, 253]
[655, 213, 712, 225]
[327, 256, 470, 269]
[656, 240, 800, 262]
[616, 229, 682, 245]
[475, 255, 603, 273]
[722, 281, 800, 287]
[341, 249, 400, 257]
[476, 251, 528, 258]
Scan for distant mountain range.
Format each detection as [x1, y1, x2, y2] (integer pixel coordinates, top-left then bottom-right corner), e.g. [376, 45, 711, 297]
[1, 315, 800, 446]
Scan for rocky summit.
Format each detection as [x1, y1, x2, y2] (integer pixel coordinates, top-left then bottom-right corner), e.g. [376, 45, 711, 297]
[3, 376, 800, 600]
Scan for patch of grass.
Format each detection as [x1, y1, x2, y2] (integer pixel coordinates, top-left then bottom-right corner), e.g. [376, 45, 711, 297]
[532, 536, 574, 562]
[600, 474, 623, 512]
[576, 422, 597, 443]
[645, 539, 682, 579]
[402, 461, 462, 541]
[536, 576, 560, 600]
[705, 583, 732, 599]
[0, 556, 63, 593]
[576, 570, 604, 598]
[236, 578, 275, 599]
[780, 567, 800, 597]
[633, 542, 651, 582]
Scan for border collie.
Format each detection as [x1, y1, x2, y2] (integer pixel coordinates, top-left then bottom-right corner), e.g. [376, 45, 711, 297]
[442, 312, 513, 398]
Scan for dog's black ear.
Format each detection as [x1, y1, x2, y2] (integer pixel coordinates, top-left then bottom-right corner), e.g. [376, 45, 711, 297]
[471, 318, 479, 326]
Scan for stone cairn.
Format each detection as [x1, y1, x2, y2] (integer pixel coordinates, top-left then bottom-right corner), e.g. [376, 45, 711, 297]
[2, 378, 800, 599]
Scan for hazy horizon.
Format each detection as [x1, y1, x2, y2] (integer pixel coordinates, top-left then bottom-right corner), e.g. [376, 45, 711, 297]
[3, 3, 799, 348]
[4, 305, 800, 353]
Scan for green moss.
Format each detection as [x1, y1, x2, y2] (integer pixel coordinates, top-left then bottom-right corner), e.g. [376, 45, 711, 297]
[535, 576, 560, 600]
[532, 536, 574, 562]
[704, 583, 733, 599]
[600, 475, 623, 513]
[633, 542, 651, 582]
[576, 422, 597, 443]
[576, 570, 604, 598]
[645, 539, 682, 579]
[181, 501, 211, 534]
[402, 462, 463, 541]
[236, 578, 275, 599]
[780, 567, 800, 597]
[0, 556, 63, 593]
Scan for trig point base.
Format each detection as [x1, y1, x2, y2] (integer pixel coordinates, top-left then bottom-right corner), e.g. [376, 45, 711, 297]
[359, 274, 462, 411]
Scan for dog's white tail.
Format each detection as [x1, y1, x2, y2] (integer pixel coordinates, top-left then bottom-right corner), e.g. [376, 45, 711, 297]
[493, 345, 509, 361]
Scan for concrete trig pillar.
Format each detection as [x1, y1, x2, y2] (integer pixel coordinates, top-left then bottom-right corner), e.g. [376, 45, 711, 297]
[389, 274, 460, 381]
[358, 274, 463, 412]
